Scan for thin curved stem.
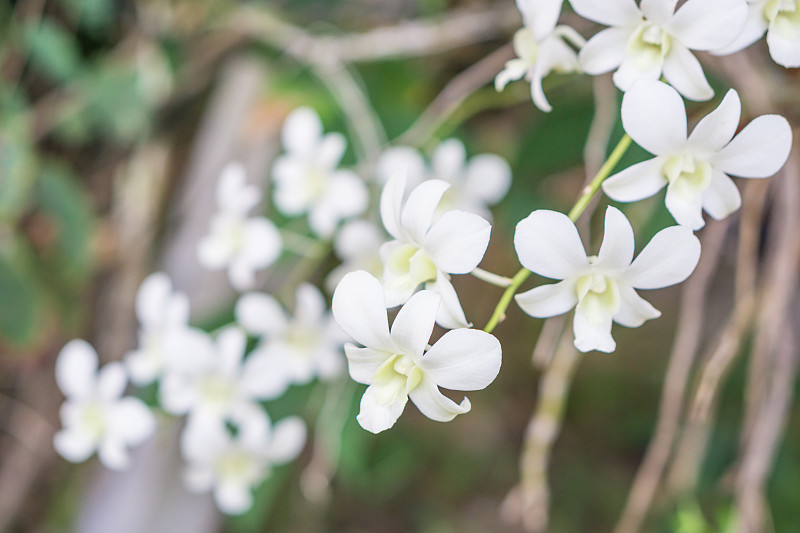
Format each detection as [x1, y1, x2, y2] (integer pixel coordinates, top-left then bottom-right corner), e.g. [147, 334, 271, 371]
[471, 267, 513, 287]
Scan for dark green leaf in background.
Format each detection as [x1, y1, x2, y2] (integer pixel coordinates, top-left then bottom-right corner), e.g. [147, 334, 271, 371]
[0, 116, 39, 222]
[23, 19, 82, 83]
[0, 240, 43, 347]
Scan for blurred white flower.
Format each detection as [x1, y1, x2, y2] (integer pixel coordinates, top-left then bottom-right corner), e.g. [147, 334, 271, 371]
[603, 80, 792, 229]
[183, 406, 306, 515]
[234, 284, 346, 396]
[379, 172, 492, 329]
[332, 271, 502, 434]
[54, 340, 156, 470]
[495, 0, 584, 112]
[714, 0, 800, 68]
[159, 327, 277, 426]
[375, 140, 512, 219]
[325, 219, 385, 293]
[428, 139, 512, 219]
[124, 272, 197, 386]
[272, 107, 368, 238]
[572, 0, 748, 100]
[197, 163, 282, 291]
[514, 206, 701, 353]
[375, 145, 427, 187]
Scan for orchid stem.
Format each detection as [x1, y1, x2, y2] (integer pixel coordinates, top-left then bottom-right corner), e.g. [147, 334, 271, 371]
[471, 267, 513, 287]
[483, 133, 632, 334]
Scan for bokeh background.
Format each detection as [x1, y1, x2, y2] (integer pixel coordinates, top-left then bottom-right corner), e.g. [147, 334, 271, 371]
[1, 1, 798, 532]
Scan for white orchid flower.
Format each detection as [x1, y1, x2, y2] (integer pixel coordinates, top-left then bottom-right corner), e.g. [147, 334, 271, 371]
[182, 406, 305, 515]
[159, 327, 278, 426]
[234, 284, 346, 396]
[602, 81, 792, 230]
[332, 271, 502, 434]
[714, 0, 800, 68]
[379, 172, 492, 329]
[325, 219, 385, 293]
[514, 206, 701, 353]
[197, 163, 282, 291]
[124, 273, 196, 385]
[272, 107, 368, 238]
[495, 0, 584, 112]
[571, 0, 748, 100]
[54, 340, 156, 470]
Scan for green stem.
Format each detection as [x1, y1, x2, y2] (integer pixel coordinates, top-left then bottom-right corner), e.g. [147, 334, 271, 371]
[482, 133, 632, 334]
[567, 133, 632, 222]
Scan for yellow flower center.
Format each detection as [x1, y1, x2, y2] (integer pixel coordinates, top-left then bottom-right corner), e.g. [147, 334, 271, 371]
[627, 23, 672, 68]
[371, 354, 423, 406]
[662, 154, 712, 203]
[576, 260, 621, 325]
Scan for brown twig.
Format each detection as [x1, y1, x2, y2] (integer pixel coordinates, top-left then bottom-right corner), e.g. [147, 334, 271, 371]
[612, 219, 729, 533]
[501, 327, 582, 532]
[396, 44, 515, 146]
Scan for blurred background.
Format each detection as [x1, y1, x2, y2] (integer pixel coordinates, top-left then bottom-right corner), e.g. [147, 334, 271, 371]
[0, 0, 798, 532]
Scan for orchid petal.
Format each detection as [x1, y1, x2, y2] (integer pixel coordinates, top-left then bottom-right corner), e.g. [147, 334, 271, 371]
[702, 170, 742, 220]
[408, 377, 471, 422]
[624, 225, 701, 289]
[662, 43, 714, 101]
[514, 210, 588, 280]
[602, 157, 668, 202]
[516, 278, 579, 318]
[344, 345, 391, 384]
[235, 293, 287, 337]
[418, 329, 502, 391]
[380, 173, 407, 240]
[268, 417, 307, 464]
[332, 271, 394, 352]
[579, 27, 631, 74]
[622, 81, 688, 155]
[714, 115, 793, 178]
[573, 304, 616, 353]
[282, 107, 322, 155]
[56, 340, 98, 399]
[356, 383, 408, 434]
[568, 0, 641, 26]
[614, 284, 661, 327]
[425, 210, 491, 274]
[688, 89, 741, 152]
[400, 180, 451, 245]
[667, 0, 748, 51]
[596, 206, 635, 272]
[390, 290, 439, 358]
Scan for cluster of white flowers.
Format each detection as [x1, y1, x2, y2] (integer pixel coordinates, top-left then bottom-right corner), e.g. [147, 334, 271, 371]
[55, 271, 310, 514]
[53, 0, 796, 518]
[498, 0, 800, 111]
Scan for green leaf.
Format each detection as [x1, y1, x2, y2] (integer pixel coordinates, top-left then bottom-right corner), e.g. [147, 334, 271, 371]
[77, 62, 151, 142]
[23, 19, 82, 83]
[58, 0, 115, 33]
[0, 117, 38, 222]
[36, 162, 94, 284]
[0, 243, 43, 347]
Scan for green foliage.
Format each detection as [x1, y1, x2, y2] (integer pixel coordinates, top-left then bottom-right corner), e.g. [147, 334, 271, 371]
[36, 162, 94, 285]
[74, 61, 152, 142]
[58, 0, 116, 33]
[23, 19, 83, 83]
[0, 238, 44, 347]
[0, 115, 38, 222]
[672, 501, 738, 533]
